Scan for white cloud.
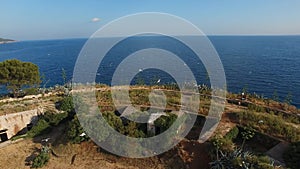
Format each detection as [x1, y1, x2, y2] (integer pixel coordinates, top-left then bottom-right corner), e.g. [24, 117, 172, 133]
[91, 17, 101, 22]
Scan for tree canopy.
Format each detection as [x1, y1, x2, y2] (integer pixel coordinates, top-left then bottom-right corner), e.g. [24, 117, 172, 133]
[0, 59, 41, 97]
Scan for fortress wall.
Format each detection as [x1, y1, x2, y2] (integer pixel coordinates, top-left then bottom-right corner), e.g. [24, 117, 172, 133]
[0, 109, 39, 139]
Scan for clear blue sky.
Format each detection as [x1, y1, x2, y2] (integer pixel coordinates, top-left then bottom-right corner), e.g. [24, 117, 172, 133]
[1, 0, 300, 40]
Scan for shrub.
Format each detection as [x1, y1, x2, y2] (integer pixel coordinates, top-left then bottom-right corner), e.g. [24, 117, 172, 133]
[211, 135, 235, 154]
[58, 96, 74, 113]
[210, 148, 276, 169]
[27, 119, 50, 138]
[42, 111, 68, 126]
[31, 152, 50, 168]
[154, 113, 177, 133]
[67, 115, 89, 143]
[26, 111, 68, 138]
[225, 126, 239, 140]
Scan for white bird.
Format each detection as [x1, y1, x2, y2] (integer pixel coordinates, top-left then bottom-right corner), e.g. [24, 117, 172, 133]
[157, 79, 161, 83]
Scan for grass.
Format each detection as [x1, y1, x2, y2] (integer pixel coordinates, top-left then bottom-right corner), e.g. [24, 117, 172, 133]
[237, 110, 300, 142]
[2, 85, 300, 169]
[10, 134, 27, 141]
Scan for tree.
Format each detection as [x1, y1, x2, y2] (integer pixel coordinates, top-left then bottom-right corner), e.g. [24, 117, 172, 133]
[0, 59, 41, 97]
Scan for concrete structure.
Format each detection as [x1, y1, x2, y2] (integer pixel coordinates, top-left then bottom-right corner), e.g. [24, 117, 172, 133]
[0, 109, 41, 141]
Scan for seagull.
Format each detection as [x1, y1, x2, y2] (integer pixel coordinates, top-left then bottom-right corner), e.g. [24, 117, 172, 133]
[157, 79, 161, 83]
[80, 133, 86, 137]
[139, 68, 143, 72]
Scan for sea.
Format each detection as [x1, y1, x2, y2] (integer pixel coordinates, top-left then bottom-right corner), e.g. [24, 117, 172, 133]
[0, 36, 299, 108]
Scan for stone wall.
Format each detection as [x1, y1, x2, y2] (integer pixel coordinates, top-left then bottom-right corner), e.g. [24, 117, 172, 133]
[0, 109, 40, 139]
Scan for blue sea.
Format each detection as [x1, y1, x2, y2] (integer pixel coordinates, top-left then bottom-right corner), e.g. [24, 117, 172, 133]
[0, 36, 299, 107]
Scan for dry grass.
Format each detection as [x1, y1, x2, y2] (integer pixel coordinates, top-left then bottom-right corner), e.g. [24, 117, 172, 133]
[0, 139, 187, 169]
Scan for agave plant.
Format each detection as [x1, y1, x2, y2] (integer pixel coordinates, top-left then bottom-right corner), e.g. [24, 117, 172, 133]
[210, 148, 254, 169]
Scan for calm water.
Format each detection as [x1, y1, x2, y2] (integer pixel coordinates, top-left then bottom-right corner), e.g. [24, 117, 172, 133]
[0, 36, 299, 107]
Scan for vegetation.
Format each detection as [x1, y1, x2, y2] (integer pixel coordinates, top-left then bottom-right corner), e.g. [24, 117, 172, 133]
[210, 148, 277, 169]
[154, 113, 178, 133]
[0, 59, 41, 97]
[31, 146, 50, 168]
[210, 128, 280, 169]
[58, 96, 74, 113]
[27, 111, 67, 138]
[67, 115, 89, 143]
[241, 127, 255, 149]
[43, 111, 68, 126]
[237, 111, 300, 142]
[0, 79, 298, 168]
[224, 126, 239, 140]
[211, 134, 235, 155]
[27, 119, 50, 138]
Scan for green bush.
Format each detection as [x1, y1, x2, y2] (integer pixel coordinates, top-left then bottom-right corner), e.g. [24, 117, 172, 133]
[31, 152, 50, 168]
[211, 135, 235, 154]
[154, 113, 177, 133]
[26, 112, 68, 138]
[225, 126, 239, 140]
[58, 96, 74, 113]
[27, 119, 50, 138]
[42, 111, 68, 126]
[67, 115, 89, 143]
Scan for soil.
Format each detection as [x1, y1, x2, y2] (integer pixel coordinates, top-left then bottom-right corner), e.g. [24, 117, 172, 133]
[178, 140, 211, 169]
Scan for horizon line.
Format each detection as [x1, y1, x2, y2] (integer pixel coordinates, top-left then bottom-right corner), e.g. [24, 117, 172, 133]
[14, 34, 300, 41]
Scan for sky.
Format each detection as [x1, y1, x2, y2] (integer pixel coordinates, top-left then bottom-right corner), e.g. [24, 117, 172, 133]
[1, 0, 300, 40]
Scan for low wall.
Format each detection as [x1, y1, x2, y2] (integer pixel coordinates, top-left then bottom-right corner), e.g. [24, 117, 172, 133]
[0, 109, 40, 139]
